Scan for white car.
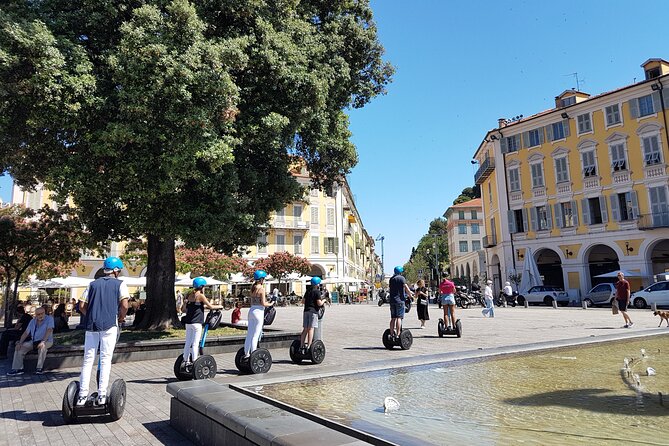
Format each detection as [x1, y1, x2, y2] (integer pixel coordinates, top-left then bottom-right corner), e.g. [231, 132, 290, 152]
[518, 285, 569, 306]
[631, 281, 669, 309]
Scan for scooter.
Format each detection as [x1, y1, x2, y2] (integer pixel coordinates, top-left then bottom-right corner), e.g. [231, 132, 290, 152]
[174, 310, 222, 381]
[62, 326, 126, 424]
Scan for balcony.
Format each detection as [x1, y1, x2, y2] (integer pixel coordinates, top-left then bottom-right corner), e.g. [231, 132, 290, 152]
[638, 213, 669, 230]
[270, 216, 309, 230]
[482, 234, 497, 248]
[556, 182, 572, 195]
[583, 175, 600, 190]
[474, 158, 495, 185]
[644, 163, 667, 179]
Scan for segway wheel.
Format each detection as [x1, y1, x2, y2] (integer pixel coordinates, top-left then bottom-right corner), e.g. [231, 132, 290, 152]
[437, 319, 445, 338]
[289, 340, 303, 364]
[62, 381, 79, 424]
[174, 354, 193, 381]
[382, 329, 394, 350]
[455, 319, 462, 338]
[235, 347, 251, 374]
[310, 340, 326, 364]
[193, 355, 217, 380]
[249, 348, 272, 374]
[108, 379, 126, 421]
[399, 330, 413, 350]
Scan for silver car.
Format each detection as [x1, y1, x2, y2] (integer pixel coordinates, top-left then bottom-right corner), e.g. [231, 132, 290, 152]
[583, 283, 615, 307]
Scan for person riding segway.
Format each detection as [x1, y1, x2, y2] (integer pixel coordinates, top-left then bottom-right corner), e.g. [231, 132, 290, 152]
[382, 266, 414, 350]
[235, 270, 274, 374]
[437, 276, 462, 338]
[290, 277, 326, 364]
[62, 256, 129, 423]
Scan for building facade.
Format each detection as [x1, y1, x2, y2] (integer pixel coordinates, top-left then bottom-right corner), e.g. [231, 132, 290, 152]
[473, 58, 669, 297]
[443, 198, 486, 285]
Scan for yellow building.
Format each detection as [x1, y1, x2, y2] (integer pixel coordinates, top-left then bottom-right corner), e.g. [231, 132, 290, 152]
[473, 58, 669, 298]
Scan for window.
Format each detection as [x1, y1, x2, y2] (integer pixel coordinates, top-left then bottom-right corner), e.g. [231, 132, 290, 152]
[310, 206, 319, 224]
[257, 234, 267, 253]
[555, 157, 569, 183]
[458, 224, 467, 234]
[325, 237, 337, 254]
[561, 96, 576, 106]
[534, 205, 550, 231]
[582, 197, 606, 225]
[502, 134, 520, 153]
[582, 151, 597, 177]
[311, 236, 319, 254]
[276, 234, 285, 251]
[325, 187, 336, 198]
[638, 94, 655, 117]
[611, 191, 637, 222]
[471, 210, 478, 219]
[610, 143, 627, 171]
[472, 240, 481, 251]
[530, 163, 544, 187]
[293, 234, 303, 254]
[508, 168, 520, 191]
[326, 207, 335, 225]
[293, 204, 302, 219]
[471, 223, 480, 234]
[642, 135, 661, 165]
[551, 121, 565, 140]
[310, 188, 319, 197]
[509, 208, 526, 233]
[276, 208, 285, 220]
[488, 182, 492, 203]
[649, 186, 669, 227]
[528, 129, 542, 147]
[459, 241, 468, 253]
[458, 211, 465, 219]
[646, 67, 661, 80]
[605, 104, 621, 126]
[559, 201, 576, 228]
[577, 113, 592, 134]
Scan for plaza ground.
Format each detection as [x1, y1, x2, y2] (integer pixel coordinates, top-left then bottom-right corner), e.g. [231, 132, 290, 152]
[1, 303, 666, 446]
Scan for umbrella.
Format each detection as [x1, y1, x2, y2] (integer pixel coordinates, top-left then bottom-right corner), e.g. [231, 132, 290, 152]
[322, 276, 365, 284]
[50, 276, 93, 288]
[228, 273, 250, 283]
[594, 270, 643, 278]
[518, 248, 543, 294]
[174, 276, 225, 286]
[118, 276, 147, 286]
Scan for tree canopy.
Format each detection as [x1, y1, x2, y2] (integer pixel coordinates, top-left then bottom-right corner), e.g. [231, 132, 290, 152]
[0, 0, 392, 328]
[403, 218, 448, 285]
[452, 185, 481, 205]
[254, 251, 311, 286]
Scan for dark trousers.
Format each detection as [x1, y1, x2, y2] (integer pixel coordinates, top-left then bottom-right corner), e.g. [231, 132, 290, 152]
[0, 329, 22, 357]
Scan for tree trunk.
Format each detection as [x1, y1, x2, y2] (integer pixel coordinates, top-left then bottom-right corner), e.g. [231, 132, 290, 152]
[3, 274, 13, 328]
[139, 235, 178, 330]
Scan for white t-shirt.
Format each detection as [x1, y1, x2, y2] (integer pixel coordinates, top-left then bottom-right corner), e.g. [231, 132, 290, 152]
[503, 285, 513, 296]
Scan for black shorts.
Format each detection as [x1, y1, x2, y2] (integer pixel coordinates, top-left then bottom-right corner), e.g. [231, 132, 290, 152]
[617, 299, 628, 311]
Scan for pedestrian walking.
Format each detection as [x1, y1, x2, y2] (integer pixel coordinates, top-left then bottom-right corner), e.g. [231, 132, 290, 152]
[615, 271, 633, 328]
[482, 280, 495, 318]
[415, 279, 429, 328]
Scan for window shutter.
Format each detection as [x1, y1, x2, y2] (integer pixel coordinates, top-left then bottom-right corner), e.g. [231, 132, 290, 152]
[546, 205, 553, 229]
[529, 207, 538, 231]
[538, 128, 545, 144]
[581, 199, 591, 225]
[610, 195, 620, 222]
[652, 91, 662, 113]
[571, 200, 579, 226]
[555, 203, 563, 228]
[545, 124, 554, 142]
[522, 132, 530, 148]
[600, 197, 609, 223]
[507, 210, 516, 233]
[664, 91, 669, 110]
[563, 119, 570, 137]
[500, 137, 508, 153]
[311, 206, 319, 224]
[630, 190, 639, 219]
[324, 238, 328, 254]
[334, 237, 339, 254]
[628, 98, 639, 118]
[521, 208, 529, 231]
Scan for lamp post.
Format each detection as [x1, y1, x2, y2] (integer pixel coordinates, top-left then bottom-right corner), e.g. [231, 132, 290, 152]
[433, 242, 439, 285]
[375, 234, 385, 278]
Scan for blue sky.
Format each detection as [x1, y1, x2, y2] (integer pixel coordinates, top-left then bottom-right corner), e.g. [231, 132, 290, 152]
[1, 0, 667, 273]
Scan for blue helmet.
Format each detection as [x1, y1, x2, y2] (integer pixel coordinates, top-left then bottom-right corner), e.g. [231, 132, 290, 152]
[103, 256, 124, 272]
[311, 276, 322, 286]
[254, 270, 267, 281]
[192, 277, 207, 289]
[394, 266, 404, 275]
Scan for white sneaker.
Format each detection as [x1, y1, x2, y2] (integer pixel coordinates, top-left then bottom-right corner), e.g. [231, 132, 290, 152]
[96, 395, 107, 406]
[76, 395, 87, 407]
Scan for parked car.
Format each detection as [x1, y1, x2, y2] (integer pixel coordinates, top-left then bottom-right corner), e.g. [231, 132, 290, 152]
[583, 283, 615, 307]
[630, 281, 669, 309]
[518, 285, 569, 306]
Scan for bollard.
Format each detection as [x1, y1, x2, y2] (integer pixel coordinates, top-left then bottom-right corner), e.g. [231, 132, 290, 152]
[552, 300, 558, 309]
[652, 302, 658, 312]
[582, 300, 588, 310]
[524, 300, 529, 309]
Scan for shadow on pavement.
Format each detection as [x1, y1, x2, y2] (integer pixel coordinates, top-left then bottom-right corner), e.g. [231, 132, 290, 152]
[0, 409, 65, 427]
[343, 346, 388, 351]
[142, 420, 191, 446]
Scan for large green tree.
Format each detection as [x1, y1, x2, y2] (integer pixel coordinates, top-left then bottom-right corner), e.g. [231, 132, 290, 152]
[0, 0, 392, 328]
[404, 218, 449, 286]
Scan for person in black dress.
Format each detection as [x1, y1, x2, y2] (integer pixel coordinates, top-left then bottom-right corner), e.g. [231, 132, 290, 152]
[416, 279, 430, 328]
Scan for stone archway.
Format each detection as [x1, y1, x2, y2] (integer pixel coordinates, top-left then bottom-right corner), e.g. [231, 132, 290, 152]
[489, 254, 501, 290]
[308, 264, 326, 278]
[466, 263, 471, 283]
[586, 244, 620, 288]
[535, 248, 564, 289]
[648, 239, 669, 277]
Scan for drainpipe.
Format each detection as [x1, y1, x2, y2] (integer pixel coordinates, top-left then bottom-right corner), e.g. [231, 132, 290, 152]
[655, 79, 669, 157]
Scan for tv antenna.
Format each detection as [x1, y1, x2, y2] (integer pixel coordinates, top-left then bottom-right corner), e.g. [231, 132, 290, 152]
[564, 72, 583, 91]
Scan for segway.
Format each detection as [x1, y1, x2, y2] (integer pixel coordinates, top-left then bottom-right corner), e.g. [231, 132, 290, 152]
[437, 318, 462, 338]
[62, 325, 126, 424]
[174, 310, 222, 381]
[289, 306, 326, 364]
[235, 306, 275, 374]
[382, 328, 413, 350]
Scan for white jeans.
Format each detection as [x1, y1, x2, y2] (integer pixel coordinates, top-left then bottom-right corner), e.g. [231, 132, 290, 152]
[244, 306, 264, 356]
[183, 323, 203, 362]
[79, 326, 118, 397]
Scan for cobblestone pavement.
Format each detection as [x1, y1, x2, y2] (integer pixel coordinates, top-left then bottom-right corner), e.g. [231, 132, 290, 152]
[1, 303, 667, 446]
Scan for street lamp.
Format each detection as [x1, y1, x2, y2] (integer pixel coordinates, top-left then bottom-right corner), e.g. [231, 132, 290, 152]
[375, 234, 385, 277]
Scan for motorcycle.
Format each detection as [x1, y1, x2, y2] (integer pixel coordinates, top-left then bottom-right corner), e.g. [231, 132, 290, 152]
[377, 292, 388, 306]
[455, 286, 472, 309]
[470, 289, 485, 307]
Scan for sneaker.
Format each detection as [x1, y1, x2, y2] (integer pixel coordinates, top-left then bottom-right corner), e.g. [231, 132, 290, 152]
[34, 368, 43, 375]
[96, 395, 107, 406]
[447, 326, 452, 331]
[7, 369, 23, 376]
[623, 324, 629, 328]
[628, 322, 634, 328]
[76, 395, 88, 407]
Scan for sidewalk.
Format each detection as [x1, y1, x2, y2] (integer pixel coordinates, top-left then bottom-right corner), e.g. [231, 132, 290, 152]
[0, 304, 666, 446]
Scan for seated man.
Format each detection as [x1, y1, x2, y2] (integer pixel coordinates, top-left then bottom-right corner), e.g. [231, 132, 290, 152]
[7, 306, 54, 375]
[231, 301, 248, 327]
[0, 306, 33, 359]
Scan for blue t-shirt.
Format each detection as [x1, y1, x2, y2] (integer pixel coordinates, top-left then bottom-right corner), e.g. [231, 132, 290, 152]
[388, 274, 407, 304]
[26, 316, 54, 343]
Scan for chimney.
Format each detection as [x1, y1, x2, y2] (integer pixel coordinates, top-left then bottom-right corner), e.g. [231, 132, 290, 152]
[498, 118, 507, 128]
